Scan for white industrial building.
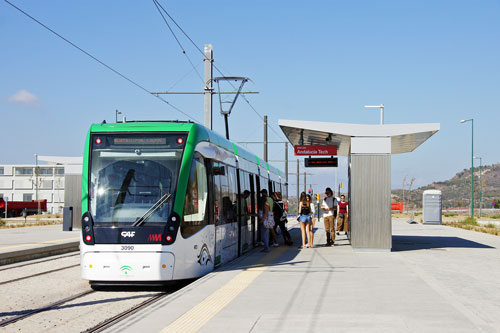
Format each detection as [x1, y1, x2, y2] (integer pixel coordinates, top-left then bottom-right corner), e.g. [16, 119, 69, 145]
[0, 156, 82, 214]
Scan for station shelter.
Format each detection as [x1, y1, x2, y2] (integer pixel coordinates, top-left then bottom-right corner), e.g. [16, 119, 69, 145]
[279, 120, 440, 251]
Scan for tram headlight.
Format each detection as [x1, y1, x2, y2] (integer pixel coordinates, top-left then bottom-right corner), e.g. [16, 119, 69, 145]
[166, 235, 172, 242]
[85, 234, 92, 242]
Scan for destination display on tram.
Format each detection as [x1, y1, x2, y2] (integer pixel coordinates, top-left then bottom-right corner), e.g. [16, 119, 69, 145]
[294, 146, 337, 156]
[113, 137, 167, 145]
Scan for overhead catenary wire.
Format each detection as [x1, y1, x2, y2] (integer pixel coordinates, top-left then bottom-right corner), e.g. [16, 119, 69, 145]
[4, 0, 200, 123]
[152, 0, 204, 85]
[153, 0, 287, 141]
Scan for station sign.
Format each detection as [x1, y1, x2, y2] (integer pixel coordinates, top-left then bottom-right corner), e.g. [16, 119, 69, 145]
[304, 157, 338, 168]
[294, 145, 337, 156]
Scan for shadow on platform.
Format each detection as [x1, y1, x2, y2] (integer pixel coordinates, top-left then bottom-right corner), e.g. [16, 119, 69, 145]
[392, 235, 495, 252]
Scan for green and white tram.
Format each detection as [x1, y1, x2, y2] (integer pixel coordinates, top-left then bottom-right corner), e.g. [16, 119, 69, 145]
[80, 121, 287, 286]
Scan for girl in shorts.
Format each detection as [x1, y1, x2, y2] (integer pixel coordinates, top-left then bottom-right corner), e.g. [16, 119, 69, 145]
[298, 194, 312, 248]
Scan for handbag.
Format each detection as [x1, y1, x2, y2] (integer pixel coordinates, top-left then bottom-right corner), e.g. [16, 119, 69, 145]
[264, 212, 275, 229]
[339, 213, 345, 218]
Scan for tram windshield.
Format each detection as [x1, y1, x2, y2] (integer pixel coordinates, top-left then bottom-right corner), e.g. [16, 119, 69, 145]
[89, 133, 186, 225]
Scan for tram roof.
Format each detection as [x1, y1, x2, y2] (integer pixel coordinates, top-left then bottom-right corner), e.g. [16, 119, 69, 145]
[88, 121, 283, 177]
[278, 120, 440, 156]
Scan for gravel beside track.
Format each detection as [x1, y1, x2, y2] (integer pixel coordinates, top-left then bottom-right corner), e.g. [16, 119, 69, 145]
[0, 254, 191, 332]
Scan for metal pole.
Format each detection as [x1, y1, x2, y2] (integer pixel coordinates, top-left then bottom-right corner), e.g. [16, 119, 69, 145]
[471, 119, 474, 217]
[34, 154, 38, 201]
[380, 104, 384, 125]
[224, 114, 230, 140]
[4, 197, 7, 219]
[284, 142, 288, 183]
[296, 160, 300, 213]
[203, 44, 213, 130]
[303, 171, 306, 194]
[264, 115, 268, 162]
[479, 158, 482, 217]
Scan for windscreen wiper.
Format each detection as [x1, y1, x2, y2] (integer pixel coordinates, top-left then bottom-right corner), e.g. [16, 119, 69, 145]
[132, 192, 172, 227]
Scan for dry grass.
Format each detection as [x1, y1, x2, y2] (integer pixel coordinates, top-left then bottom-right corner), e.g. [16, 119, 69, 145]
[0, 218, 62, 229]
[443, 221, 500, 236]
[443, 216, 500, 236]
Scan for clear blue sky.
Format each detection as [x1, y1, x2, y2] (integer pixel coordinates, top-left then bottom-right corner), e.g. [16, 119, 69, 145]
[1, 1, 499, 195]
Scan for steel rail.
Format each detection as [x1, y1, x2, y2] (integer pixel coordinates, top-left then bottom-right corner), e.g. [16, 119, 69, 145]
[0, 264, 80, 286]
[0, 252, 79, 272]
[83, 292, 169, 333]
[0, 290, 95, 327]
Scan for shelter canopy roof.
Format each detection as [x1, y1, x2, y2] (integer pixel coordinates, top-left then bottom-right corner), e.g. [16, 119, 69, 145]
[278, 120, 440, 156]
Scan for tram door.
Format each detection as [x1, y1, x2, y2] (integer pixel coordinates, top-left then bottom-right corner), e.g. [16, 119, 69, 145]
[213, 163, 238, 267]
[249, 174, 257, 249]
[238, 171, 253, 254]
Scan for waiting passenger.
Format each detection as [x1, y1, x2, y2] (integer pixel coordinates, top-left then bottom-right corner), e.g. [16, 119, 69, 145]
[298, 193, 312, 249]
[307, 194, 315, 247]
[321, 187, 337, 246]
[337, 195, 349, 236]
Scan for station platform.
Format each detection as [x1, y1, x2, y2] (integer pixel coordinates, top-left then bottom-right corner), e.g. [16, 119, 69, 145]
[0, 225, 80, 265]
[105, 219, 500, 332]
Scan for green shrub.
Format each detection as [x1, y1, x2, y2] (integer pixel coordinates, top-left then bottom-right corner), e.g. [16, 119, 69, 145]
[486, 223, 497, 228]
[462, 217, 478, 226]
[443, 212, 458, 217]
[489, 215, 500, 219]
[414, 212, 422, 216]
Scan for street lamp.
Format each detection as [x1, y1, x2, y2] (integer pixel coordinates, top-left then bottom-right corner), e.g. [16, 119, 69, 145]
[474, 156, 482, 217]
[460, 119, 474, 217]
[364, 104, 385, 125]
[115, 109, 122, 123]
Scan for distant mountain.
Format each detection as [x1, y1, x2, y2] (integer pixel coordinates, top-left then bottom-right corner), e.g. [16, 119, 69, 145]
[392, 162, 500, 209]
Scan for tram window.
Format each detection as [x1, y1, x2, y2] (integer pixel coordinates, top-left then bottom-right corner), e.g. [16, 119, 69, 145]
[217, 164, 236, 224]
[213, 164, 222, 225]
[249, 174, 256, 215]
[226, 166, 238, 223]
[181, 155, 208, 237]
[237, 171, 249, 223]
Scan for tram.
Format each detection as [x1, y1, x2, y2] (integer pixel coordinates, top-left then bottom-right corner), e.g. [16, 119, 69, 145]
[80, 121, 287, 286]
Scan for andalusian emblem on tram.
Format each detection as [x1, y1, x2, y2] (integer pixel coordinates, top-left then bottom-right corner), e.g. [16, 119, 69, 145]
[197, 244, 212, 266]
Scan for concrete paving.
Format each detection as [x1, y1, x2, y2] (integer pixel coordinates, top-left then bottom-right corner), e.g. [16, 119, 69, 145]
[0, 225, 80, 265]
[107, 219, 500, 332]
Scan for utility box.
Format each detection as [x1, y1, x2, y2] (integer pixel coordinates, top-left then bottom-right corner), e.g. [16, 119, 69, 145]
[63, 206, 73, 231]
[423, 190, 442, 224]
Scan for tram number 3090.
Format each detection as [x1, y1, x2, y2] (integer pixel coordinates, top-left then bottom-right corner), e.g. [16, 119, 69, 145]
[121, 246, 135, 251]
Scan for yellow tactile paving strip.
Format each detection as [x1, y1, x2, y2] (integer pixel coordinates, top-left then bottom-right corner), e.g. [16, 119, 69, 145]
[0, 237, 79, 251]
[161, 245, 288, 333]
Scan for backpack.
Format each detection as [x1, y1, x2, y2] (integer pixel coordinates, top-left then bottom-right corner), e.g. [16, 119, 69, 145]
[274, 200, 288, 223]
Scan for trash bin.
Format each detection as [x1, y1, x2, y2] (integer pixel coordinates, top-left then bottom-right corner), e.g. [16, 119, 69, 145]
[423, 190, 442, 225]
[63, 206, 73, 231]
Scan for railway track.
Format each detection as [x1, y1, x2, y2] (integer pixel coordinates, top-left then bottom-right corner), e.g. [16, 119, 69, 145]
[0, 252, 79, 272]
[0, 290, 96, 327]
[83, 292, 169, 333]
[0, 263, 80, 285]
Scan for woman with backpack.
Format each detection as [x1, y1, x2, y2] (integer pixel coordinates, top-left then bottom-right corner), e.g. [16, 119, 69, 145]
[272, 192, 293, 246]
